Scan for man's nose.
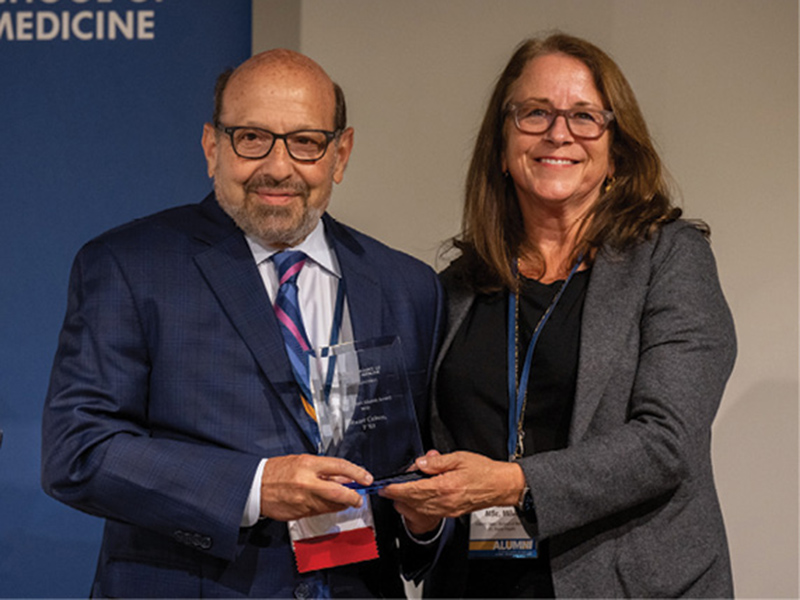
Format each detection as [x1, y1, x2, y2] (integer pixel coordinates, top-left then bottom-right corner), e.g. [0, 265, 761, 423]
[259, 138, 295, 179]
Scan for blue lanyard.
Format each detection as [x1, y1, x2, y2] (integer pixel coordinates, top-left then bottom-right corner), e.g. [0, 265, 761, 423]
[295, 276, 346, 452]
[322, 276, 346, 402]
[506, 257, 582, 460]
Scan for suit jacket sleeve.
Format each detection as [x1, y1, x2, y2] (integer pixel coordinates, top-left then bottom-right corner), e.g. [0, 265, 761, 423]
[41, 238, 259, 561]
[520, 224, 736, 539]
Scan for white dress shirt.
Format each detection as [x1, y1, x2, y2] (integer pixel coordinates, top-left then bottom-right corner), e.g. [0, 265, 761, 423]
[241, 219, 354, 526]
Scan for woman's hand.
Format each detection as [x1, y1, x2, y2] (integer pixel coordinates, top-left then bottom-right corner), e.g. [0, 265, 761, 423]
[380, 450, 526, 519]
[384, 451, 443, 536]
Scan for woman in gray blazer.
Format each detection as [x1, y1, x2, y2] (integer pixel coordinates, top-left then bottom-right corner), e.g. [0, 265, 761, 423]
[384, 33, 735, 598]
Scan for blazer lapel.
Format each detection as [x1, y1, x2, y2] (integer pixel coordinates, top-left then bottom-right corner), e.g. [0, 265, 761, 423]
[430, 283, 474, 452]
[323, 215, 381, 341]
[571, 246, 647, 441]
[193, 233, 296, 391]
[191, 202, 312, 445]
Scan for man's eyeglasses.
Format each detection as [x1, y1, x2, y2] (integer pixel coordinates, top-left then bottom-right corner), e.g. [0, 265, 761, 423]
[215, 124, 341, 162]
[506, 101, 615, 140]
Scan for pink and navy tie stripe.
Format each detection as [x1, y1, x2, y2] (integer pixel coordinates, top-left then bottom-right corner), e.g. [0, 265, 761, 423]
[272, 251, 319, 442]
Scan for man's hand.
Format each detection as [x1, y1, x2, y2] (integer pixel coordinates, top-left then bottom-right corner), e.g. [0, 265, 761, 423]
[380, 451, 526, 519]
[260, 454, 373, 521]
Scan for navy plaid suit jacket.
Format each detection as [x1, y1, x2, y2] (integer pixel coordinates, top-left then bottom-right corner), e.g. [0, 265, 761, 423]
[42, 194, 444, 598]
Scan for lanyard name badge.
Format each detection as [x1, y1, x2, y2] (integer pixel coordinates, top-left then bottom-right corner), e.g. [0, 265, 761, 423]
[289, 277, 381, 573]
[469, 257, 582, 560]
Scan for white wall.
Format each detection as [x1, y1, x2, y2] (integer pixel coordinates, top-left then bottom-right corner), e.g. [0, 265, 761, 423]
[254, 1, 799, 597]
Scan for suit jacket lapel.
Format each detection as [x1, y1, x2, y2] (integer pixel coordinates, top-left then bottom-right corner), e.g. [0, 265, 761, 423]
[323, 214, 381, 341]
[571, 246, 646, 441]
[191, 198, 308, 443]
[430, 282, 474, 452]
[193, 231, 297, 390]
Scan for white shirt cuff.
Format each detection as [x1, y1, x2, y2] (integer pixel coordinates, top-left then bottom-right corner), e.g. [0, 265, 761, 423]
[241, 458, 268, 527]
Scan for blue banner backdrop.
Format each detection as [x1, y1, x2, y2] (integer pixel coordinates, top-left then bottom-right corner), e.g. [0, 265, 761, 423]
[0, 1, 251, 596]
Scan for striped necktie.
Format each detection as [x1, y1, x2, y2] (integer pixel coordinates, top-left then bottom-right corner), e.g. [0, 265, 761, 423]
[272, 250, 319, 444]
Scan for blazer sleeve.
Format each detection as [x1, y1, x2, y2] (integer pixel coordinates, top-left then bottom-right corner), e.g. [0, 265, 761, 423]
[41, 239, 260, 561]
[520, 224, 736, 539]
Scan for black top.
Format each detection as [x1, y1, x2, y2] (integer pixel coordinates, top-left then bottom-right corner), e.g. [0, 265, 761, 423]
[436, 269, 589, 598]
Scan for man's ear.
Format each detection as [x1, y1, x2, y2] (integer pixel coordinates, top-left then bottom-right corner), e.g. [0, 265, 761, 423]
[201, 123, 218, 178]
[332, 127, 354, 184]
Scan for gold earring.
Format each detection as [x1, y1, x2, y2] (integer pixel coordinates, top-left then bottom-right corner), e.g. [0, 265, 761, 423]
[603, 176, 616, 193]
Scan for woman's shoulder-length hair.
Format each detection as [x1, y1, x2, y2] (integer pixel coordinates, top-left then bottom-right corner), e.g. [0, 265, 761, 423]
[454, 32, 700, 292]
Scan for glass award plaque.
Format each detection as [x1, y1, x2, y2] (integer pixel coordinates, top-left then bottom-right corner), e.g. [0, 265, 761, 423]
[308, 335, 426, 492]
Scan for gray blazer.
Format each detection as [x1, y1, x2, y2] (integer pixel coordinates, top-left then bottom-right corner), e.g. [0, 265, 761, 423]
[429, 221, 735, 598]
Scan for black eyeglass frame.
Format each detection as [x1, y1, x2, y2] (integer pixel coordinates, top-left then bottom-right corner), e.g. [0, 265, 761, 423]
[506, 103, 615, 140]
[215, 123, 342, 162]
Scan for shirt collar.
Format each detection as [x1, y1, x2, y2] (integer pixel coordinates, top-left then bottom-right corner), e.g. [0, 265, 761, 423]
[245, 218, 341, 278]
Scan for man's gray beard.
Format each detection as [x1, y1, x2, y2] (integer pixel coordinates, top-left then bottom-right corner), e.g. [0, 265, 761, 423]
[216, 186, 325, 248]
